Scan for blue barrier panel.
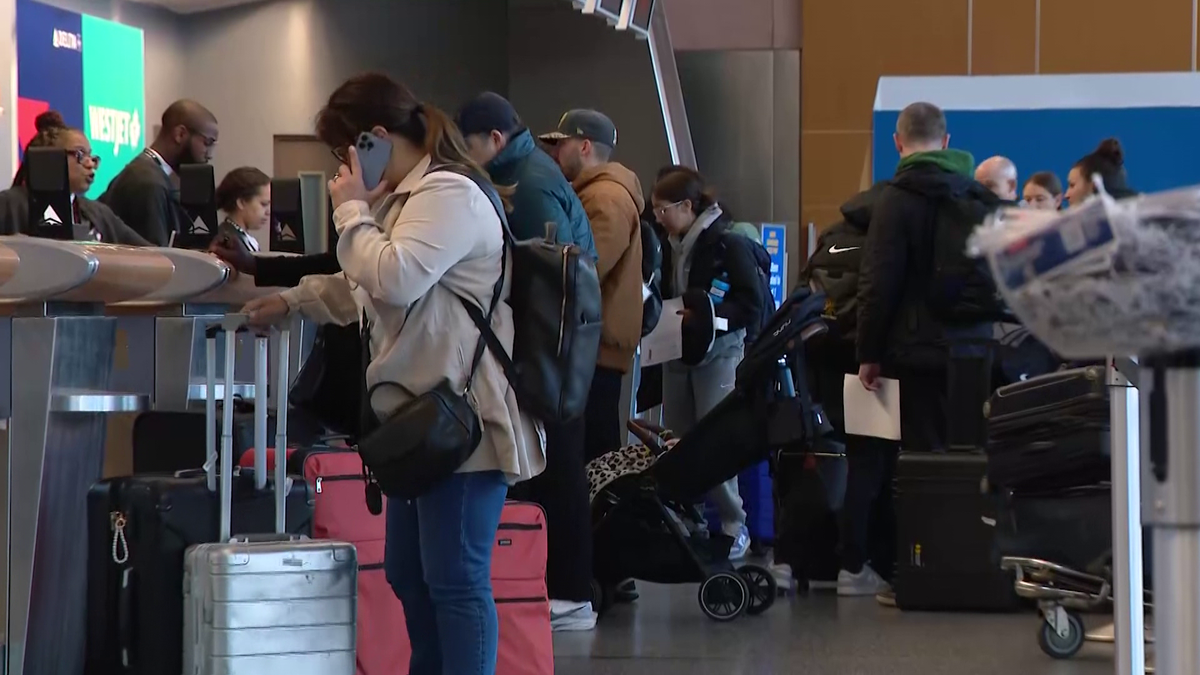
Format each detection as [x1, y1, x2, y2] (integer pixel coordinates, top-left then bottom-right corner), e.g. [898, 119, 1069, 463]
[872, 73, 1200, 194]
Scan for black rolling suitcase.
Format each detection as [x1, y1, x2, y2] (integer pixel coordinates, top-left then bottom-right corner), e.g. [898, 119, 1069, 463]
[893, 452, 1020, 612]
[985, 366, 1110, 492]
[85, 319, 314, 675]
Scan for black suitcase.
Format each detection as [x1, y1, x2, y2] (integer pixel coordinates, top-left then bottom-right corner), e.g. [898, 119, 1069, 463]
[772, 441, 847, 587]
[86, 319, 314, 675]
[893, 452, 1020, 612]
[993, 484, 1112, 573]
[985, 366, 1110, 491]
[85, 473, 313, 675]
[132, 408, 324, 474]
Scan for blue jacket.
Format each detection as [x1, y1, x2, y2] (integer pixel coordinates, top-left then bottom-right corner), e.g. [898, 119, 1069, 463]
[486, 129, 597, 261]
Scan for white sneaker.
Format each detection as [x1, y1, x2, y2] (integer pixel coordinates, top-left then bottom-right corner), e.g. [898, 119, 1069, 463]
[549, 599, 597, 632]
[769, 562, 794, 593]
[837, 565, 891, 597]
[725, 524, 751, 560]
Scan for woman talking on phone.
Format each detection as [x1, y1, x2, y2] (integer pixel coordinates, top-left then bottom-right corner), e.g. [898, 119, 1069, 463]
[242, 73, 544, 675]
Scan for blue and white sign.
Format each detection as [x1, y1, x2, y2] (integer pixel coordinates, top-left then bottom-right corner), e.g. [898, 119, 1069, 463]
[761, 224, 787, 309]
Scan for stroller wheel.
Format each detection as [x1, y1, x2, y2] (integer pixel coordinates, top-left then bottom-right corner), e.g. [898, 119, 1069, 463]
[698, 572, 750, 622]
[1038, 608, 1085, 659]
[736, 564, 778, 616]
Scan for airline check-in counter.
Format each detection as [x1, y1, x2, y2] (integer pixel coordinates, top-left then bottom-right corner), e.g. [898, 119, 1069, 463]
[0, 238, 173, 675]
[0, 240, 306, 675]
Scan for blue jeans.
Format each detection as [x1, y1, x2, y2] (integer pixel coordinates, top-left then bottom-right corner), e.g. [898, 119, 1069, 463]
[384, 470, 509, 675]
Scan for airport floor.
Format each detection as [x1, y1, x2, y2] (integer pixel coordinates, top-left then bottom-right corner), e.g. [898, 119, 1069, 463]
[554, 582, 1129, 674]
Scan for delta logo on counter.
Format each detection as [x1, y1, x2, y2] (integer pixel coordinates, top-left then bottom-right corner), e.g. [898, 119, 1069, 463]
[16, 0, 145, 199]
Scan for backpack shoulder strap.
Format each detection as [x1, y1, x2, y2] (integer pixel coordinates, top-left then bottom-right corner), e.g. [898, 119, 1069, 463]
[424, 164, 514, 383]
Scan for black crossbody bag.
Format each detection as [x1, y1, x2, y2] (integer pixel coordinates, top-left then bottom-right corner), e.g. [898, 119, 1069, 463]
[355, 167, 508, 507]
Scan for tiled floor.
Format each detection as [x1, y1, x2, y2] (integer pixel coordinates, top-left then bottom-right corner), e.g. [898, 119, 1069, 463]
[554, 583, 1129, 674]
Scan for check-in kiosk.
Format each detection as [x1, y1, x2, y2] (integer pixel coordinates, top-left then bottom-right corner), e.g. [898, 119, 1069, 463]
[0, 238, 175, 675]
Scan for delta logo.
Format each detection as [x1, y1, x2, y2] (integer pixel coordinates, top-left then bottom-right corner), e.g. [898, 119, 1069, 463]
[52, 28, 81, 51]
[89, 106, 141, 157]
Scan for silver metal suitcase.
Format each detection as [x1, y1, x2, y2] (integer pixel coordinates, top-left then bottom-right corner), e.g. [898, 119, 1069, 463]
[183, 315, 357, 675]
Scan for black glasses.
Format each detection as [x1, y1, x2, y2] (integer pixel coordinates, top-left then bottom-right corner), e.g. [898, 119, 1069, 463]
[70, 149, 101, 167]
[331, 147, 348, 165]
[188, 128, 218, 147]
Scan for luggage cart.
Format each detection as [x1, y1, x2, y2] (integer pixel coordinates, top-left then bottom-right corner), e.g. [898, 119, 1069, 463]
[970, 188, 1200, 674]
[1000, 556, 1153, 660]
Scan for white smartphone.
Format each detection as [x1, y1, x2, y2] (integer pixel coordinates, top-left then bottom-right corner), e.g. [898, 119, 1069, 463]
[353, 131, 393, 191]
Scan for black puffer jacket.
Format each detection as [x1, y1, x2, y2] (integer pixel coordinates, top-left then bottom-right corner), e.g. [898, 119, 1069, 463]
[661, 213, 772, 345]
[856, 152, 1001, 369]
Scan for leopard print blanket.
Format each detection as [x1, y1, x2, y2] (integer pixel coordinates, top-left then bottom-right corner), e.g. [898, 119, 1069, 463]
[586, 438, 680, 503]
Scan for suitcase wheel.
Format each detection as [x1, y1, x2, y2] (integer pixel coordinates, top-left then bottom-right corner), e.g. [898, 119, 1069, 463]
[736, 564, 778, 616]
[1038, 607, 1085, 659]
[698, 572, 749, 622]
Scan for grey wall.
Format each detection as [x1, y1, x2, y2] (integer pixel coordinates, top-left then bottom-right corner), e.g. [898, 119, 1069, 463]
[40, 0, 187, 125]
[182, 0, 509, 181]
[676, 50, 801, 285]
[508, 0, 669, 193]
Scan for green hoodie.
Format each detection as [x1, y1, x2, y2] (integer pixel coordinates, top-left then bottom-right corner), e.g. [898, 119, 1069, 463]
[896, 149, 975, 177]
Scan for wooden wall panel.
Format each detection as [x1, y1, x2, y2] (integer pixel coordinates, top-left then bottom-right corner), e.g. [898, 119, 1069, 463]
[800, 132, 871, 209]
[803, 0, 969, 131]
[972, 0, 1037, 74]
[1040, 0, 1193, 73]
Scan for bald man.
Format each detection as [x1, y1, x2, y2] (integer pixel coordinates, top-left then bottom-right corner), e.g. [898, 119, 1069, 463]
[100, 99, 220, 245]
[975, 156, 1018, 202]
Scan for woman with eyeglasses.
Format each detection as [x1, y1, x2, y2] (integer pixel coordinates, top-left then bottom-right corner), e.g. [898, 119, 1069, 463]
[650, 166, 772, 561]
[0, 110, 149, 244]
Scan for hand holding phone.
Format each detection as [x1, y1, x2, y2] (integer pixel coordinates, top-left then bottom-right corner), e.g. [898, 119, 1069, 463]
[329, 132, 394, 210]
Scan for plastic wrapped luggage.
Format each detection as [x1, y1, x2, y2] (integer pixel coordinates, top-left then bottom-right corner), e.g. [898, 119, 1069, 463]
[85, 320, 313, 675]
[182, 317, 356, 674]
[985, 366, 1110, 492]
[893, 452, 1020, 612]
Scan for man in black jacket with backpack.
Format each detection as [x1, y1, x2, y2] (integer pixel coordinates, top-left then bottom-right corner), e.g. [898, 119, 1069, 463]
[843, 102, 1001, 599]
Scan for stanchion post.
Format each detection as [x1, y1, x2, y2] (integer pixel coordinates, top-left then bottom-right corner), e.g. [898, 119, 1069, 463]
[1109, 357, 1145, 675]
[1144, 354, 1200, 674]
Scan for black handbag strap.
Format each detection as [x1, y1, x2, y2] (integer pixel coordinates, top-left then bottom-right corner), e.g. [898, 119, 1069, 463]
[360, 164, 509, 415]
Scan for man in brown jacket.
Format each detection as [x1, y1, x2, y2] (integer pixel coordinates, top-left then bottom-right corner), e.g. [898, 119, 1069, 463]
[541, 109, 644, 462]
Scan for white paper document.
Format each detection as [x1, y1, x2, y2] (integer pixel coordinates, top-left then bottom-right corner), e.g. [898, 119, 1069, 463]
[843, 374, 902, 441]
[640, 297, 684, 367]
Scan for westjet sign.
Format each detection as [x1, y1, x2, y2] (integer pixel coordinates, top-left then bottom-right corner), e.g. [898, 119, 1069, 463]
[88, 107, 141, 157]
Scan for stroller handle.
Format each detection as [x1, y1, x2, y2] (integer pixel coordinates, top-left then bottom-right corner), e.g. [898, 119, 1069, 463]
[628, 418, 669, 453]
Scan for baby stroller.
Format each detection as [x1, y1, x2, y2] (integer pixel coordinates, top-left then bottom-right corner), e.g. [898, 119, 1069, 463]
[588, 288, 830, 621]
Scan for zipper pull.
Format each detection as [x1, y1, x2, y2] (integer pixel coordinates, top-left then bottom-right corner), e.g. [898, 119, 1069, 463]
[315, 477, 323, 494]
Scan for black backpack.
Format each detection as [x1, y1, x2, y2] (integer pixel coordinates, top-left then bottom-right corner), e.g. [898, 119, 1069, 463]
[639, 219, 663, 337]
[801, 220, 866, 339]
[924, 190, 1005, 321]
[454, 171, 603, 423]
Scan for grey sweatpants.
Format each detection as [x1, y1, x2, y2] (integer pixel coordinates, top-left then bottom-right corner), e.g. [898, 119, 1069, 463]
[662, 331, 747, 532]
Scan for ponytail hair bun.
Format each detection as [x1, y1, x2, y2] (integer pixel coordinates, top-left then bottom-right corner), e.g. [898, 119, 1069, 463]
[34, 110, 66, 133]
[1094, 137, 1124, 167]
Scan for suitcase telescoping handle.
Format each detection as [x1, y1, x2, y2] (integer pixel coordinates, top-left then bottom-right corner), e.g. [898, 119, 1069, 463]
[204, 314, 291, 542]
